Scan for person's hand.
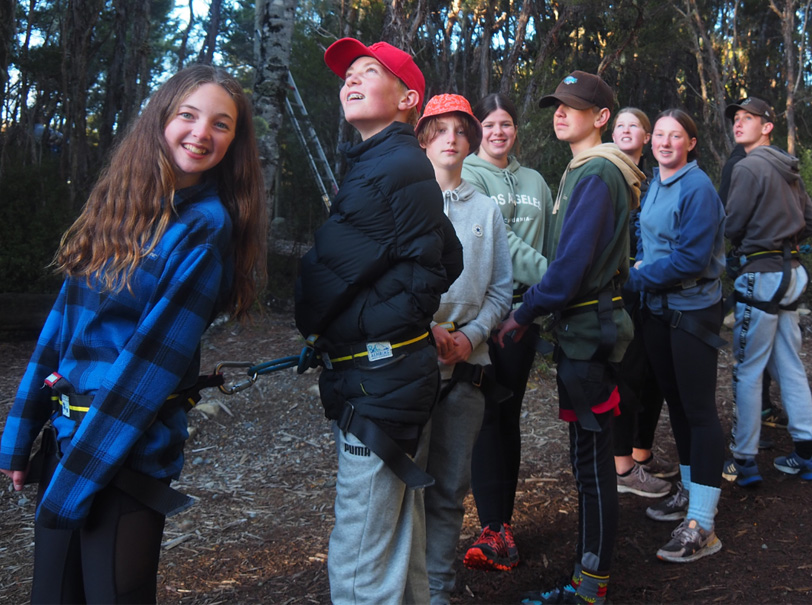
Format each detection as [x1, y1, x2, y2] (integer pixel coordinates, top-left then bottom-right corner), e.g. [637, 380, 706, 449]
[1, 468, 27, 491]
[495, 311, 529, 348]
[633, 260, 642, 269]
[438, 331, 473, 366]
[431, 324, 456, 359]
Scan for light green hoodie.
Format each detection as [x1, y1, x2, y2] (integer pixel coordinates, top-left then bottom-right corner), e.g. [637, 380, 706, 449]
[462, 154, 553, 289]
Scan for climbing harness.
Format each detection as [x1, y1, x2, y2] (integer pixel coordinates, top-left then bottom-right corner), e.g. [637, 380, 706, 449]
[725, 243, 804, 315]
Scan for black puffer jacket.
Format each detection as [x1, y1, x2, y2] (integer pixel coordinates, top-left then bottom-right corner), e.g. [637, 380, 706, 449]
[296, 121, 463, 349]
[295, 122, 463, 428]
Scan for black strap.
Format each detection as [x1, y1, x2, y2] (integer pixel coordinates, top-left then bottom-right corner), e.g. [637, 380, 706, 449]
[111, 467, 194, 517]
[554, 354, 603, 432]
[728, 242, 797, 315]
[24, 427, 192, 516]
[337, 403, 434, 489]
[657, 308, 727, 349]
[438, 362, 513, 404]
[594, 289, 619, 362]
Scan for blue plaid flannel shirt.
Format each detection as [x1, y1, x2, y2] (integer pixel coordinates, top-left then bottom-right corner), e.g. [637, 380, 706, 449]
[0, 181, 234, 529]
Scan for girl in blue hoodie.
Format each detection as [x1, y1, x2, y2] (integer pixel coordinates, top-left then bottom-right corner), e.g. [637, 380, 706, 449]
[626, 109, 726, 564]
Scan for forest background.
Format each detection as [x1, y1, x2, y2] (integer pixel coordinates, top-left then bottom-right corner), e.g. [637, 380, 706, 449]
[1, 0, 811, 304]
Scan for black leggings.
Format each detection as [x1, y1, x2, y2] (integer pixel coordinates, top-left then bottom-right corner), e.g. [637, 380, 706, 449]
[641, 302, 724, 488]
[614, 293, 664, 456]
[31, 451, 166, 604]
[470, 324, 539, 527]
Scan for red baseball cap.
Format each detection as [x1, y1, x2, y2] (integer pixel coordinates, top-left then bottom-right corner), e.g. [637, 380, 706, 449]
[415, 94, 482, 149]
[324, 38, 426, 109]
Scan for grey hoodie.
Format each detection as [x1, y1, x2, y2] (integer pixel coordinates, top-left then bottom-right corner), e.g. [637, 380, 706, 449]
[433, 180, 513, 378]
[725, 145, 812, 272]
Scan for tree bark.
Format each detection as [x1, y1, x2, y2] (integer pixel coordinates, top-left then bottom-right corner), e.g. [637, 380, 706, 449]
[254, 0, 298, 242]
[197, 0, 223, 65]
[61, 0, 104, 205]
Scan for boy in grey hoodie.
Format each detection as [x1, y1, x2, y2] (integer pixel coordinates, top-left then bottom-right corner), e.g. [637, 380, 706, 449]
[723, 97, 812, 484]
[415, 94, 512, 605]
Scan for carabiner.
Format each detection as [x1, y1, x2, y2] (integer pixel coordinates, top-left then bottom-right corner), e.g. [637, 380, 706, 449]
[215, 361, 259, 395]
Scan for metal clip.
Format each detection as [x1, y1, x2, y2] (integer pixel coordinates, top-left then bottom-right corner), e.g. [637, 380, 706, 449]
[215, 361, 259, 395]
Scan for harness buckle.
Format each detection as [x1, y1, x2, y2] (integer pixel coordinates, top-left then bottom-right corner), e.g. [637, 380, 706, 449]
[669, 309, 683, 330]
[338, 402, 355, 432]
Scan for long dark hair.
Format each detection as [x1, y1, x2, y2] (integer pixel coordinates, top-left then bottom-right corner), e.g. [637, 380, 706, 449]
[472, 93, 519, 126]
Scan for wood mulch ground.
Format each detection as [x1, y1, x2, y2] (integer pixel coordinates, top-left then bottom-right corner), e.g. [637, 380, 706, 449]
[1, 310, 811, 604]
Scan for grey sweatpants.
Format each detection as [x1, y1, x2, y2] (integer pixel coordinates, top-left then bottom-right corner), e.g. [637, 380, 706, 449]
[421, 381, 486, 605]
[328, 421, 431, 605]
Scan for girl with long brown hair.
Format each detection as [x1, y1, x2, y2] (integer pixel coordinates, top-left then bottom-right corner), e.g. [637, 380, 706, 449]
[0, 64, 266, 603]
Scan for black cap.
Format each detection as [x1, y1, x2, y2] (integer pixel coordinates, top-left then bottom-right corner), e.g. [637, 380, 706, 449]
[724, 97, 774, 123]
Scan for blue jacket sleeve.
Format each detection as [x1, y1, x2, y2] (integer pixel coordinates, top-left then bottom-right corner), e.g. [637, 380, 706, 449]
[515, 176, 615, 325]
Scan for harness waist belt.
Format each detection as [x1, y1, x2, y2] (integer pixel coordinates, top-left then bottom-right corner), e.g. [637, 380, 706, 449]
[438, 362, 513, 404]
[651, 277, 715, 295]
[323, 331, 430, 370]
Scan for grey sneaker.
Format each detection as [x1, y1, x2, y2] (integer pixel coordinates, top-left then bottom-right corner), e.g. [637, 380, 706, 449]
[617, 463, 671, 498]
[646, 481, 688, 521]
[637, 456, 679, 479]
[656, 519, 722, 563]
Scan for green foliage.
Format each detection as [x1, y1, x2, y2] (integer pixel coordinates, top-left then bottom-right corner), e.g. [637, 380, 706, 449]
[0, 158, 74, 293]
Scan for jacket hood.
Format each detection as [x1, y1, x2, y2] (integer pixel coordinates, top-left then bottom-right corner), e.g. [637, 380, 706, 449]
[440, 180, 478, 215]
[749, 145, 801, 187]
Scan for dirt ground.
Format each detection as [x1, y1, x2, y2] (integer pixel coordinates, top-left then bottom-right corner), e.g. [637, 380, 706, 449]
[1, 310, 811, 604]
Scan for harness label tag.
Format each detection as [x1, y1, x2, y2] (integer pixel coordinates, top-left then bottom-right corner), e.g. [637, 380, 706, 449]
[367, 341, 393, 362]
[60, 394, 70, 417]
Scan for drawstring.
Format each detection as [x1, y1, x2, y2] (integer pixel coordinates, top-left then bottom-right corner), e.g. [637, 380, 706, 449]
[501, 169, 518, 200]
[442, 188, 460, 216]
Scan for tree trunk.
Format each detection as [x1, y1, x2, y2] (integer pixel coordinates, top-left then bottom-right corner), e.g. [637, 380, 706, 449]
[0, 0, 14, 113]
[499, 0, 532, 96]
[769, 0, 807, 155]
[197, 0, 223, 65]
[61, 0, 104, 205]
[253, 0, 298, 244]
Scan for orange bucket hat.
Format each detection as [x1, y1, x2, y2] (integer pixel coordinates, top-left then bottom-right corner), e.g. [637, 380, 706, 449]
[415, 94, 482, 149]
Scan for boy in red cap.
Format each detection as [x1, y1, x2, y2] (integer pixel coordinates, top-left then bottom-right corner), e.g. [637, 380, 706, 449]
[414, 94, 512, 604]
[498, 71, 643, 605]
[295, 40, 463, 604]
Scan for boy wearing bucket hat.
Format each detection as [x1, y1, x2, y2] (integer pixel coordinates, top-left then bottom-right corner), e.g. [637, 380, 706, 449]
[722, 96, 812, 486]
[295, 40, 463, 604]
[414, 94, 512, 604]
[497, 71, 643, 605]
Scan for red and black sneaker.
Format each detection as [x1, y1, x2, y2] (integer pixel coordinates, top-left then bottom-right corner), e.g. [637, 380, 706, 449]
[463, 525, 513, 571]
[503, 523, 520, 568]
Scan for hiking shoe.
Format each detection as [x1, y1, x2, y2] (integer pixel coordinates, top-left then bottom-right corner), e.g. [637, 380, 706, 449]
[617, 463, 671, 498]
[521, 582, 580, 604]
[774, 451, 812, 480]
[503, 523, 520, 568]
[762, 406, 789, 429]
[722, 458, 763, 487]
[656, 519, 722, 563]
[646, 481, 688, 522]
[463, 525, 512, 571]
[637, 455, 679, 479]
